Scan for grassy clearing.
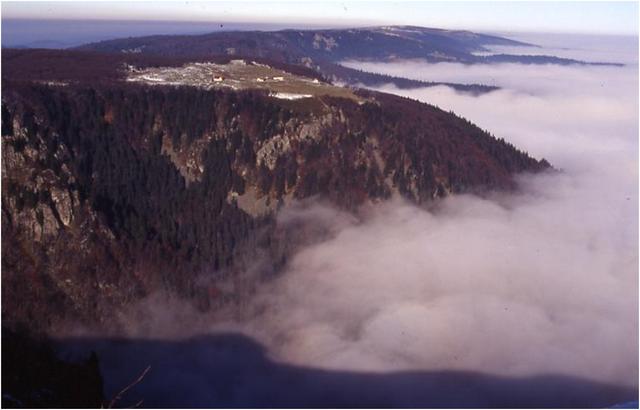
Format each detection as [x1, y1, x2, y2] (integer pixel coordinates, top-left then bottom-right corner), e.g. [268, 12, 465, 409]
[127, 60, 363, 102]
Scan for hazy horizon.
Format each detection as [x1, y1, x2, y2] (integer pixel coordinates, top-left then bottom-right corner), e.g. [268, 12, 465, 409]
[1, 1, 638, 48]
[2, 1, 638, 34]
[2, 17, 638, 50]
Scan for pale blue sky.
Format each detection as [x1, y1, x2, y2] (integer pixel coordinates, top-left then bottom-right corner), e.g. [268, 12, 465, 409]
[2, 1, 638, 35]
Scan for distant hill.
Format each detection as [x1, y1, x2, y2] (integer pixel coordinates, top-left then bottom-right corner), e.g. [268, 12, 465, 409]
[77, 25, 622, 90]
[77, 25, 533, 63]
[11, 39, 74, 49]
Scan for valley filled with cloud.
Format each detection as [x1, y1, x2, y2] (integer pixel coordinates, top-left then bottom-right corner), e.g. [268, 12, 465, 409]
[59, 34, 638, 406]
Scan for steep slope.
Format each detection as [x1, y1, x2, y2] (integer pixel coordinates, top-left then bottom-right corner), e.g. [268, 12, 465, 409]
[1, 61, 549, 330]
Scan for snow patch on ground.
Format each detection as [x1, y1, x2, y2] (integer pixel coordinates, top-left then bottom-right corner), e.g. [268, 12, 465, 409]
[269, 92, 313, 100]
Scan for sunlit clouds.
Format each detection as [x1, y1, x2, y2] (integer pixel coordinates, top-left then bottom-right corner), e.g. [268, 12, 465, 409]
[222, 35, 639, 387]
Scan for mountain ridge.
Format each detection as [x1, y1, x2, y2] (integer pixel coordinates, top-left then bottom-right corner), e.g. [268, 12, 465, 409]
[76, 25, 622, 91]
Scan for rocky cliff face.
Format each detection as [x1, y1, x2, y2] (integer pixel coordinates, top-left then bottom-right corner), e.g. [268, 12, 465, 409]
[1, 81, 549, 331]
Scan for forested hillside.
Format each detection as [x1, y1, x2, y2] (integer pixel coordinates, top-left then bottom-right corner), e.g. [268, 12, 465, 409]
[2, 74, 549, 330]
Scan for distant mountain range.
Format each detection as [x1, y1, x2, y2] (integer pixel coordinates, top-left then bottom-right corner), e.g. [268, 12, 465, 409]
[76, 25, 623, 91]
[77, 25, 535, 62]
[10, 40, 75, 49]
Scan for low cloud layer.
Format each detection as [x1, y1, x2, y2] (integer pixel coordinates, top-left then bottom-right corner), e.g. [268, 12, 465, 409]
[229, 34, 638, 387]
[481, 32, 639, 65]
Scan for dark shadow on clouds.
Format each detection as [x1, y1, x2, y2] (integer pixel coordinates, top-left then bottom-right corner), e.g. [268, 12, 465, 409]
[56, 333, 637, 408]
